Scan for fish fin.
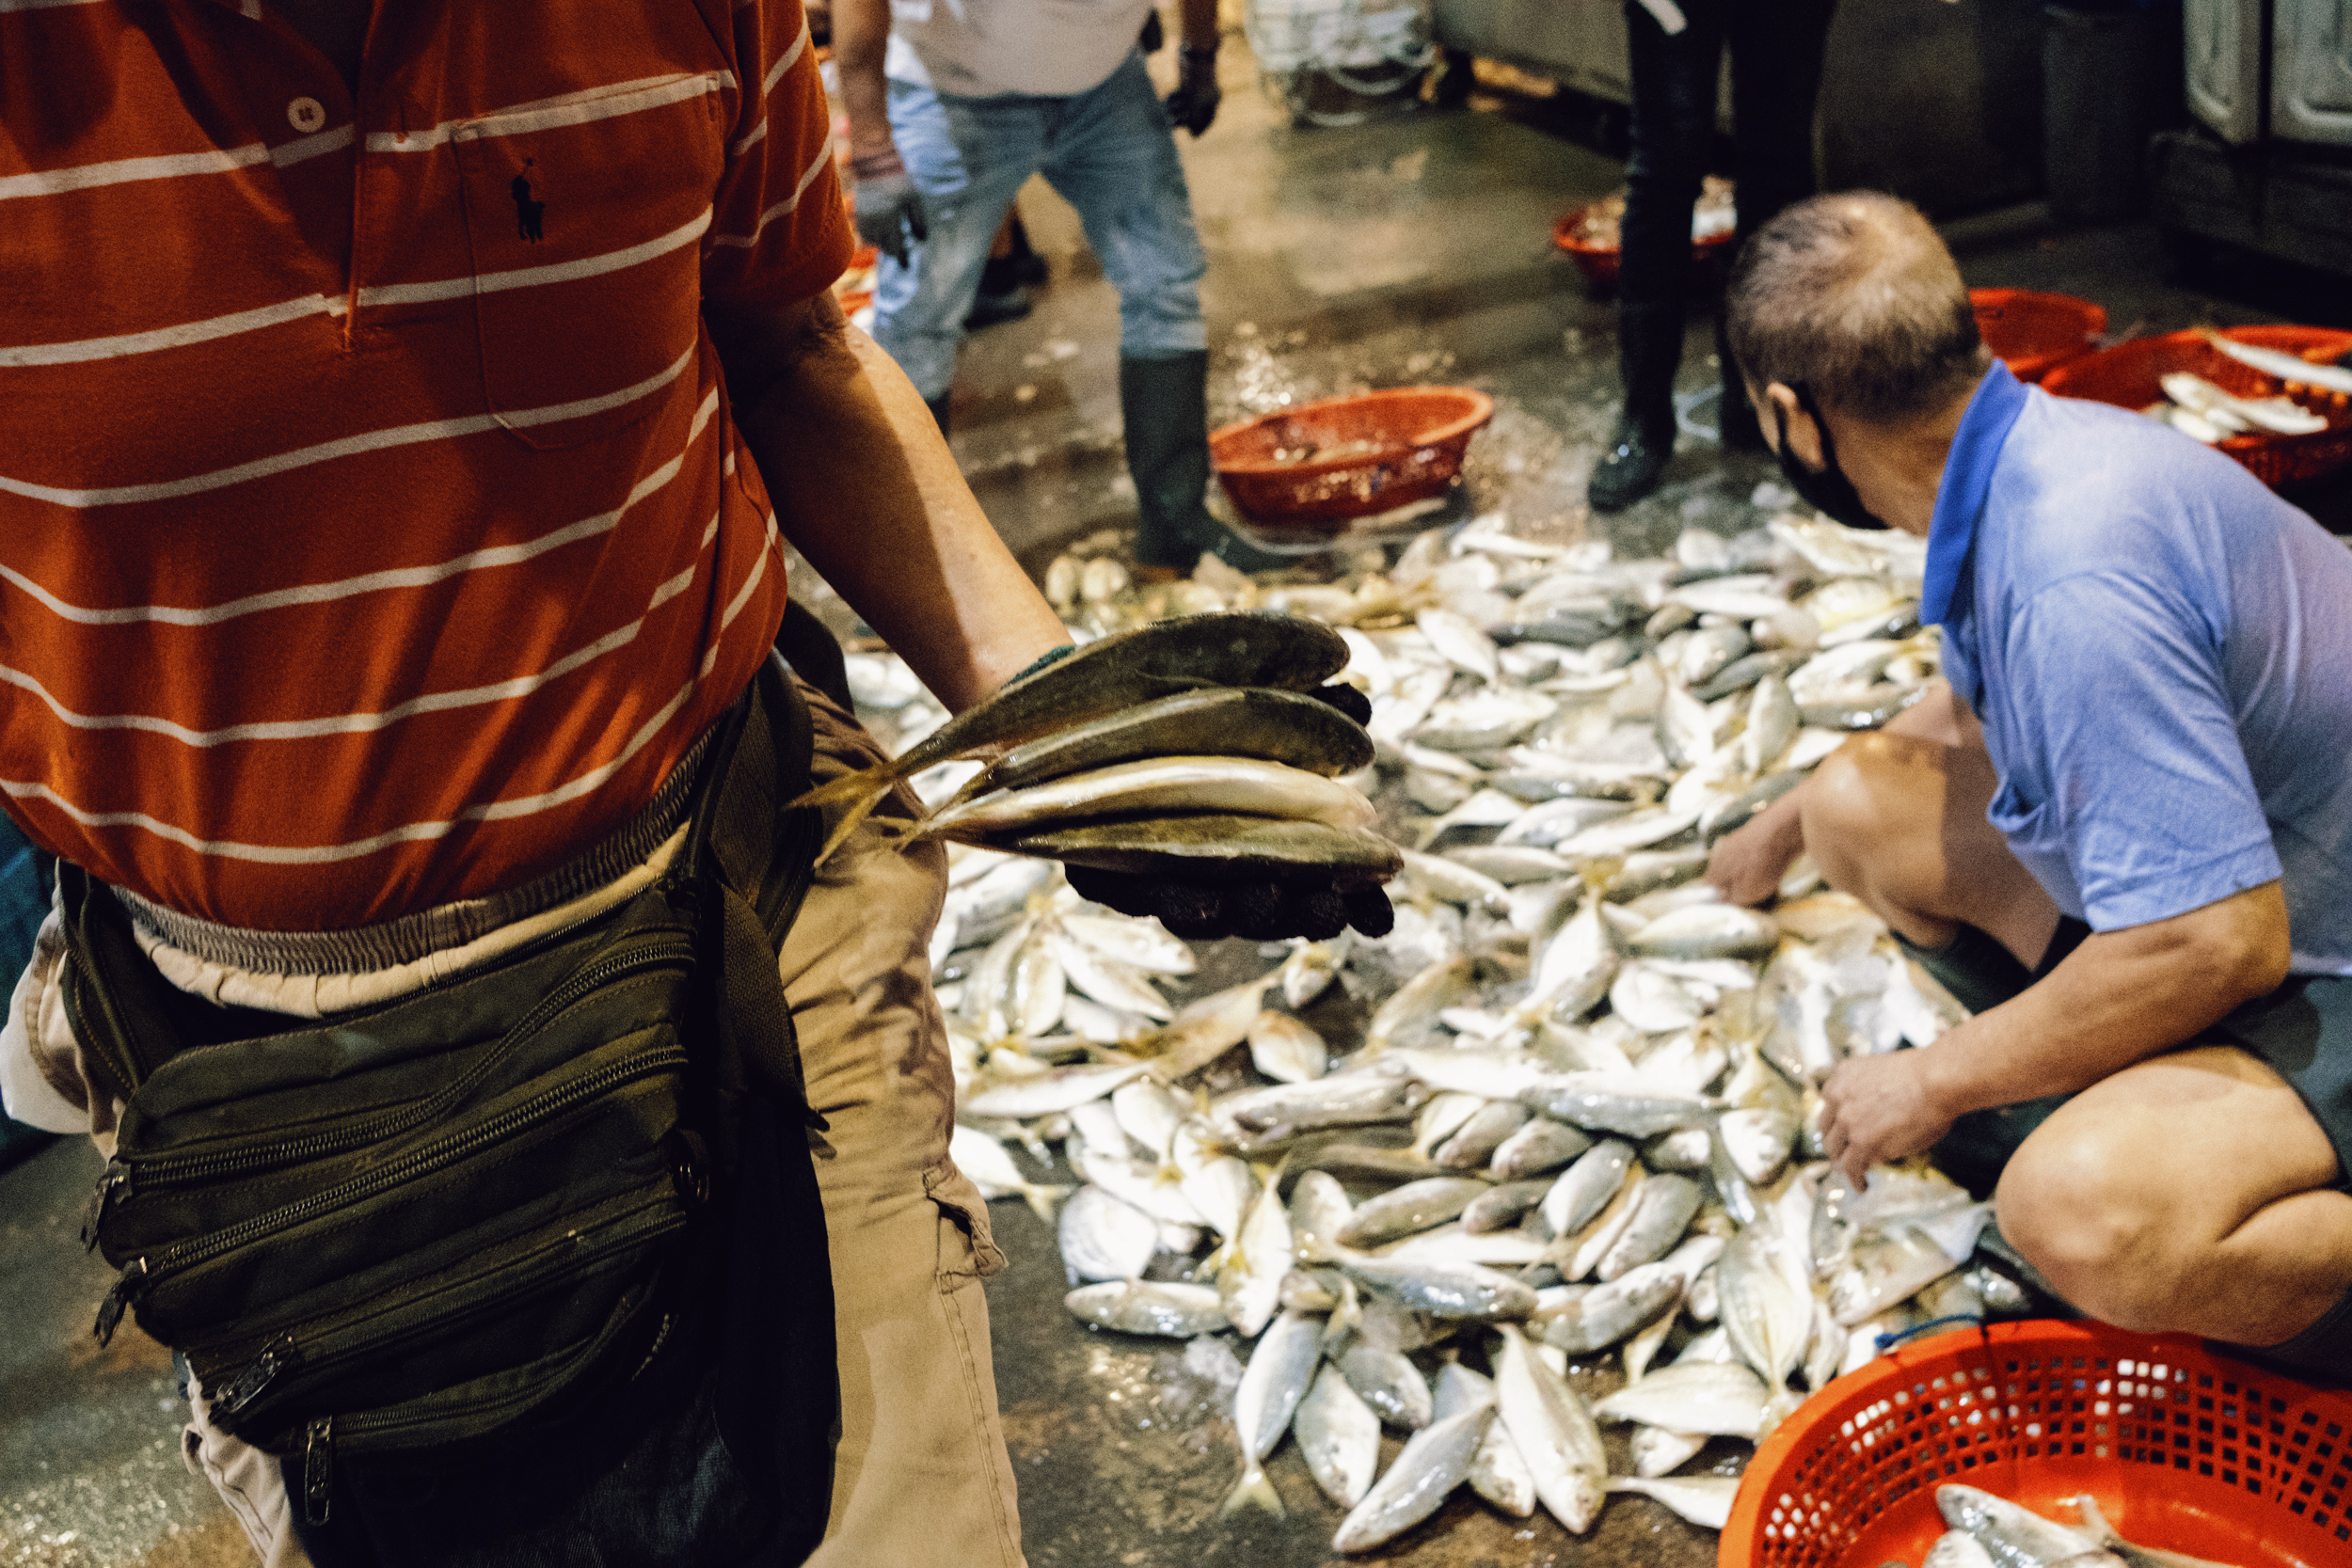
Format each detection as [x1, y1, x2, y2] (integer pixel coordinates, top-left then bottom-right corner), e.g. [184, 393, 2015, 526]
[1217, 1461, 1284, 1520]
[811, 784, 895, 867]
[787, 762, 902, 814]
[1022, 1183, 1074, 1225]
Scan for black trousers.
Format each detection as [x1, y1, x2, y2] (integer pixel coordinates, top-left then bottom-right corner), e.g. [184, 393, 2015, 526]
[1615, 0, 1837, 429]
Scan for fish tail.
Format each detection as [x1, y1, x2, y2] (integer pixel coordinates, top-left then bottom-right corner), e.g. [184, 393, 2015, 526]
[811, 784, 896, 867]
[786, 761, 903, 814]
[1217, 1461, 1285, 1520]
[1022, 1182, 1074, 1225]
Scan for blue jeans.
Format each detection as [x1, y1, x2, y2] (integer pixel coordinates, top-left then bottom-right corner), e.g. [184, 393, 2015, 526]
[872, 53, 1208, 401]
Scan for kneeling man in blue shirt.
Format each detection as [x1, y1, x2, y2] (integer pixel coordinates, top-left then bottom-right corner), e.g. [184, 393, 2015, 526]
[1709, 192, 2352, 1374]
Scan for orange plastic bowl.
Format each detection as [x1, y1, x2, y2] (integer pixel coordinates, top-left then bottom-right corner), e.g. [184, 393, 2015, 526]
[1721, 1320, 2352, 1568]
[1552, 205, 1738, 290]
[2040, 325, 2352, 489]
[1970, 288, 2106, 383]
[1209, 387, 1495, 529]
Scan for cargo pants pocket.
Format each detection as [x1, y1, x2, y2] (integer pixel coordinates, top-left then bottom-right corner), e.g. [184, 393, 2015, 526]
[925, 1160, 1007, 1289]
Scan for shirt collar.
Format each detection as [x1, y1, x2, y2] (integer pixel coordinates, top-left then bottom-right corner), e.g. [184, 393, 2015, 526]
[1921, 360, 2030, 627]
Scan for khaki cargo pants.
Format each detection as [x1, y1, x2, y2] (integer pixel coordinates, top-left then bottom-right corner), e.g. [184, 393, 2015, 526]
[139, 682, 1027, 1565]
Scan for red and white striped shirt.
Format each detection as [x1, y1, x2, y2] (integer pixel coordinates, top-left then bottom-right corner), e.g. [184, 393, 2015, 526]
[0, 0, 850, 931]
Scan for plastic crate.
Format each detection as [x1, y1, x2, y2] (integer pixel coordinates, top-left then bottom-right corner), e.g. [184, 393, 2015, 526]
[1209, 387, 1493, 529]
[1970, 288, 2106, 383]
[1721, 1320, 2352, 1568]
[2040, 325, 2352, 489]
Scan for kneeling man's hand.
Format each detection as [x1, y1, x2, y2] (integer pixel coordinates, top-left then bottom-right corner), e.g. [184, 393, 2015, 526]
[1819, 1052, 1949, 1187]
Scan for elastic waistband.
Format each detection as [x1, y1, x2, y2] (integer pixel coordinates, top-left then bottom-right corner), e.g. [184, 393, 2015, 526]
[115, 725, 719, 977]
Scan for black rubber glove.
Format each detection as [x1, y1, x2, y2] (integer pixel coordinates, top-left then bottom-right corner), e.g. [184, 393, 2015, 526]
[849, 148, 927, 265]
[1067, 864, 1395, 943]
[1304, 681, 1373, 727]
[1165, 45, 1221, 137]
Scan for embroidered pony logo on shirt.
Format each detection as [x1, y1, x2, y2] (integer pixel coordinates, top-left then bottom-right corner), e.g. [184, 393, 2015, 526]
[511, 160, 547, 243]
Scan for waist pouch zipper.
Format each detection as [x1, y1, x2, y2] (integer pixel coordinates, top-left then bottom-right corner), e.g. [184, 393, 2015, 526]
[86, 939, 697, 1244]
[205, 1188, 686, 1427]
[95, 1041, 689, 1344]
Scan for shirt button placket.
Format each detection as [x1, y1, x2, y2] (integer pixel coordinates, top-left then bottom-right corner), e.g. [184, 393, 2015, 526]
[288, 96, 326, 134]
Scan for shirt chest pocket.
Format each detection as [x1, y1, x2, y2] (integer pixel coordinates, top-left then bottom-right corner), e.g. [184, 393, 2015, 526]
[449, 74, 727, 451]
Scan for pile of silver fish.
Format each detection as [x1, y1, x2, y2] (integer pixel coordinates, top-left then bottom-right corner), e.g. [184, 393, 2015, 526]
[1918, 1485, 2247, 1568]
[849, 508, 2042, 1551]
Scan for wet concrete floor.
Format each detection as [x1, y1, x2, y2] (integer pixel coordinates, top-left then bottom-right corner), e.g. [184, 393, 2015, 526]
[6, 26, 2344, 1568]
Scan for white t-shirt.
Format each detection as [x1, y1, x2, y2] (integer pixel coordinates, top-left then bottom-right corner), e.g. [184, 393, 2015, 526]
[885, 0, 1157, 98]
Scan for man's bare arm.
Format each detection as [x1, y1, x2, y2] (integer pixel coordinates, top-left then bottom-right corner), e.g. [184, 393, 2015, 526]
[1819, 879, 2292, 1181]
[705, 293, 1067, 711]
[831, 0, 895, 161]
[1923, 879, 2291, 1113]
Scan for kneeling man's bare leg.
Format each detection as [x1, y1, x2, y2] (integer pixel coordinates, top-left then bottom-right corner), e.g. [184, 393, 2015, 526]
[1997, 1044, 2352, 1350]
[1801, 712, 2059, 970]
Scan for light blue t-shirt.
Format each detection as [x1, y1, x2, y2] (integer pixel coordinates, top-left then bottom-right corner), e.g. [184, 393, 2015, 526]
[1927, 362, 2352, 976]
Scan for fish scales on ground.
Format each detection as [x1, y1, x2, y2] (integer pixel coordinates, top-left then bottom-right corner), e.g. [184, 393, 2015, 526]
[889, 520, 2010, 1548]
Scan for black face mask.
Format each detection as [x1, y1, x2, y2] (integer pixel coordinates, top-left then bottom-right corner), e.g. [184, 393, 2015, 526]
[1772, 383, 1890, 531]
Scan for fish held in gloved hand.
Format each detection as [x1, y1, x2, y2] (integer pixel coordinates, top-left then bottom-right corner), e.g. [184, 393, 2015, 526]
[983, 687, 1375, 791]
[794, 610, 1351, 855]
[919, 755, 1378, 844]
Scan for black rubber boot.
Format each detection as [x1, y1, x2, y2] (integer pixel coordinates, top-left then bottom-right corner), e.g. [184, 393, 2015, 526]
[1588, 303, 1682, 512]
[1119, 351, 1284, 574]
[924, 392, 951, 436]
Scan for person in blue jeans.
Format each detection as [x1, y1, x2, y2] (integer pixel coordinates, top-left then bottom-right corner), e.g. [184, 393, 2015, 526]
[834, 0, 1273, 576]
[0, 816, 53, 1168]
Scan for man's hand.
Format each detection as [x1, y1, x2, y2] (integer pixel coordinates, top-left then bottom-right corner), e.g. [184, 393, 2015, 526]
[1819, 1050, 1953, 1188]
[1165, 45, 1221, 136]
[1707, 787, 1804, 906]
[850, 149, 927, 265]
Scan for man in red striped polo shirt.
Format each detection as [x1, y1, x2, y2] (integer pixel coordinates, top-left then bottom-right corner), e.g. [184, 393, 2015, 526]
[0, 2, 1069, 1562]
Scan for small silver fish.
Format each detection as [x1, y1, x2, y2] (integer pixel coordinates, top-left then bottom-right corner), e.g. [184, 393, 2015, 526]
[1057, 1184, 1159, 1283]
[1294, 1363, 1382, 1508]
[1490, 1117, 1594, 1180]
[1492, 1323, 1607, 1534]
[1595, 1174, 1704, 1281]
[1593, 1360, 1770, 1437]
[1220, 1311, 1324, 1516]
[1064, 1280, 1230, 1338]
[1246, 1008, 1329, 1084]
[1540, 1140, 1635, 1237]
[1462, 1179, 1553, 1233]
[1330, 1403, 1494, 1553]
[1542, 1259, 1683, 1354]
[1607, 1474, 1738, 1529]
[1436, 1100, 1534, 1168]
[1338, 1177, 1492, 1247]
[1936, 1485, 2123, 1568]
[1336, 1339, 1432, 1430]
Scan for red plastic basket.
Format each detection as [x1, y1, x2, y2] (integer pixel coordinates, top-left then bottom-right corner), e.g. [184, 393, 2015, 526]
[1720, 1321, 2352, 1568]
[1209, 387, 1494, 529]
[1970, 288, 2106, 383]
[1552, 205, 1738, 291]
[2040, 325, 2352, 488]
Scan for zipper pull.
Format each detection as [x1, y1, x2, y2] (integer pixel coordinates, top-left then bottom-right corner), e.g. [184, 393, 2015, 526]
[304, 1417, 334, 1526]
[81, 1163, 131, 1250]
[92, 1257, 148, 1346]
[214, 1334, 300, 1420]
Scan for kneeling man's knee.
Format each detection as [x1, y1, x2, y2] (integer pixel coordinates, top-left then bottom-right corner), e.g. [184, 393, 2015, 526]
[1801, 735, 1916, 884]
[1996, 1123, 2185, 1333]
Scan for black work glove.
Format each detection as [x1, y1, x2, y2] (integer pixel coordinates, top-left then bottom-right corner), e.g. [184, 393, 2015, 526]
[850, 148, 927, 265]
[1304, 680, 1373, 727]
[1165, 44, 1221, 137]
[1067, 864, 1395, 942]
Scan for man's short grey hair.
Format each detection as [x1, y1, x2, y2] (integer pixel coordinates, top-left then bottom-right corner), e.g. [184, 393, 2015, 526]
[1724, 191, 1990, 422]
